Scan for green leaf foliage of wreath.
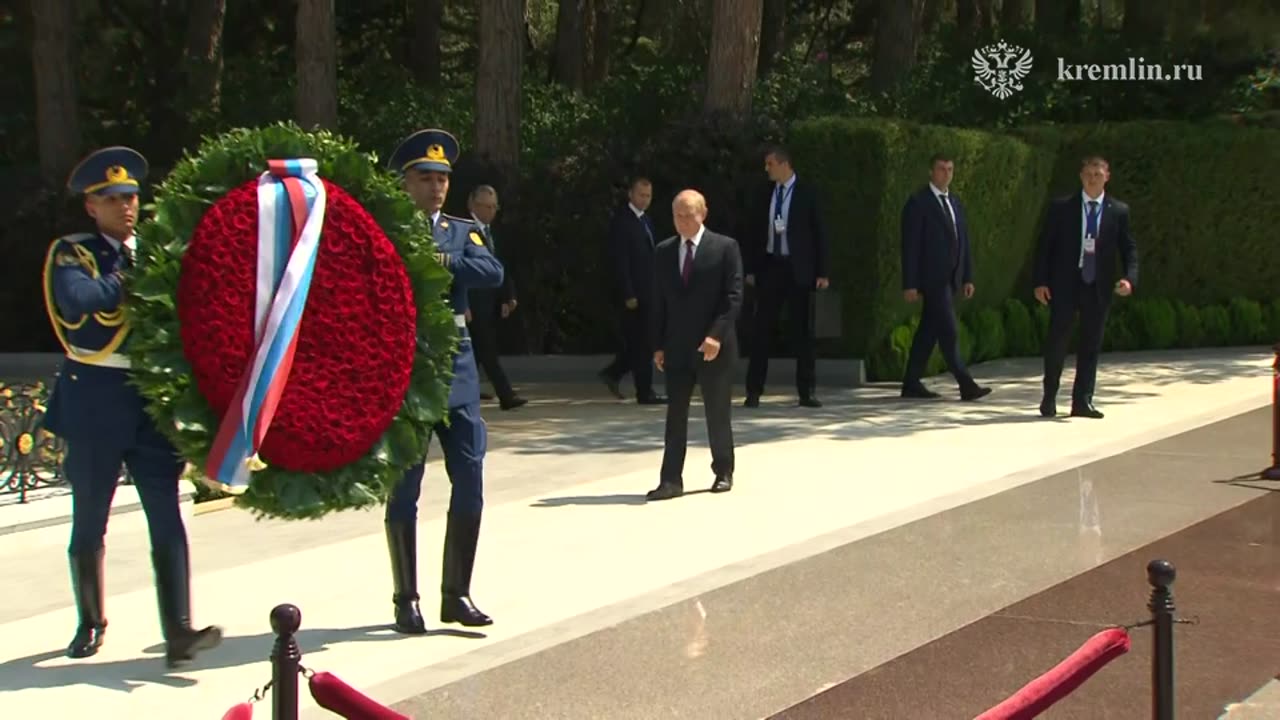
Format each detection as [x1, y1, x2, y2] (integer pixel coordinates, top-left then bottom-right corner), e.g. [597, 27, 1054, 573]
[127, 122, 457, 520]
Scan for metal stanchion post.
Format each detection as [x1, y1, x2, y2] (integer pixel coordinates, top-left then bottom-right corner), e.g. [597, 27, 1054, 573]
[270, 604, 303, 720]
[1262, 342, 1280, 481]
[1147, 560, 1176, 720]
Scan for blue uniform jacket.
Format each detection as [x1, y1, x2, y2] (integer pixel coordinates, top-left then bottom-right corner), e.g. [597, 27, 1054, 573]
[41, 233, 149, 447]
[433, 214, 505, 408]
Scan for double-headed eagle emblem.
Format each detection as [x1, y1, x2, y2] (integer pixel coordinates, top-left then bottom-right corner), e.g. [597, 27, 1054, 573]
[972, 40, 1034, 100]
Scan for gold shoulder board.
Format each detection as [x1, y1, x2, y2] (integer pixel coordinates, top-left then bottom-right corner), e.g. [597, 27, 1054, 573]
[470, 231, 484, 246]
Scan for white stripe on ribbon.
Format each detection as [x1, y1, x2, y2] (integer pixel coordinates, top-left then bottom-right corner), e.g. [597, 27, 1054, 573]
[222, 161, 327, 489]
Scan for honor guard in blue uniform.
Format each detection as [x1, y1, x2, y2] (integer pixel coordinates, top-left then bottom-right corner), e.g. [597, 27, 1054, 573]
[384, 129, 505, 633]
[42, 147, 223, 667]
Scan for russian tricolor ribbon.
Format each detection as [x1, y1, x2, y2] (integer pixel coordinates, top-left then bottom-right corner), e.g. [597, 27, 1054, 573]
[205, 159, 327, 491]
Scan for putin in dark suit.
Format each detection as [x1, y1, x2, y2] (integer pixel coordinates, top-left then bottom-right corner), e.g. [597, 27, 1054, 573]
[1033, 155, 1138, 419]
[900, 154, 991, 401]
[647, 190, 744, 501]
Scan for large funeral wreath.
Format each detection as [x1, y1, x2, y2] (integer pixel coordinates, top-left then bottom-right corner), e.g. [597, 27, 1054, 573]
[127, 123, 457, 520]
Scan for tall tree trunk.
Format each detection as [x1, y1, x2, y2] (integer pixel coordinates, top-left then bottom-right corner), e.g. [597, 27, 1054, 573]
[1001, 0, 1033, 28]
[869, 0, 923, 94]
[1169, 0, 1202, 41]
[703, 0, 764, 119]
[1122, 0, 1168, 38]
[587, 0, 613, 88]
[183, 0, 226, 114]
[757, 0, 786, 77]
[409, 0, 443, 86]
[957, 0, 993, 31]
[296, 0, 338, 130]
[476, 0, 523, 174]
[921, 0, 944, 34]
[1035, 0, 1070, 34]
[551, 0, 587, 90]
[31, 0, 80, 185]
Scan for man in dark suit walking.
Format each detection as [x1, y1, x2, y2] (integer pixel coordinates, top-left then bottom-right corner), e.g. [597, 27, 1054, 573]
[900, 154, 992, 401]
[647, 190, 743, 501]
[1033, 155, 1138, 419]
[744, 145, 829, 408]
[600, 176, 665, 404]
[467, 185, 526, 410]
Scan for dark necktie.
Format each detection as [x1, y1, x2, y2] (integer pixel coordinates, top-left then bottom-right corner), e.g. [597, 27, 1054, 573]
[483, 226, 495, 253]
[1082, 200, 1099, 283]
[641, 214, 653, 244]
[938, 193, 958, 257]
[682, 240, 694, 286]
[771, 184, 784, 254]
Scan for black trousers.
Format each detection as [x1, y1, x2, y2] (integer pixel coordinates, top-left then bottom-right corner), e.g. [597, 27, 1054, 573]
[746, 255, 815, 398]
[602, 301, 655, 398]
[469, 304, 515, 402]
[661, 359, 735, 484]
[903, 285, 974, 387]
[1043, 281, 1110, 404]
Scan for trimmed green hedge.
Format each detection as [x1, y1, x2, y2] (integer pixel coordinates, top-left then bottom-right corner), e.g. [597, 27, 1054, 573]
[789, 117, 1057, 360]
[1034, 120, 1280, 305]
[792, 116, 1280, 380]
[872, 296, 1280, 381]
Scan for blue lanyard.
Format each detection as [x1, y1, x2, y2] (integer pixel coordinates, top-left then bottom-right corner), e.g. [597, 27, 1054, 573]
[774, 183, 794, 219]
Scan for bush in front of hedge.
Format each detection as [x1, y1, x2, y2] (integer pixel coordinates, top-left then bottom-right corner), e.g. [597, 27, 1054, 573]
[789, 116, 1057, 359]
[869, 296, 1280, 381]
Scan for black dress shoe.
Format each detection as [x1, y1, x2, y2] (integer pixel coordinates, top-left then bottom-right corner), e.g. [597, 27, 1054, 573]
[960, 385, 992, 401]
[646, 483, 684, 501]
[1070, 403, 1105, 419]
[743, 395, 760, 408]
[598, 371, 624, 399]
[901, 384, 941, 399]
[1040, 398, 1057, 417]
[799, 396, 822, 408]
[711, 475, 733, 493]
[499, 396, 527, 410]
[637, 394, 667, 405]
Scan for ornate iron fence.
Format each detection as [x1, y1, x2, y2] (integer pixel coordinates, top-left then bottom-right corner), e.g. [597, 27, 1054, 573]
[0, 381, 70, 502]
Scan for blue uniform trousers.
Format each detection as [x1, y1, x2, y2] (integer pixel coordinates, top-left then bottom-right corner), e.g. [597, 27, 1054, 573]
[386, 402, 487, 522]
[65, 419, 188, 555]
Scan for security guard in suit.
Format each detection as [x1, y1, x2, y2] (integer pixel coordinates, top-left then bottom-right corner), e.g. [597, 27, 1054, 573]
[384, 129, 505, 633]
[42, 147, 223, 667]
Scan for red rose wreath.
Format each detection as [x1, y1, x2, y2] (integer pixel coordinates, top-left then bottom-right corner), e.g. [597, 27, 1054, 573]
[126, 124, 456, 519]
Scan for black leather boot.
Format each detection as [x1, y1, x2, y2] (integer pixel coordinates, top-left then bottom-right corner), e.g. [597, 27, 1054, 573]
[386, 521, 427, 634]
[66, 549, 107, 659]
[152, 543, 223, 669]
[440, 512, 493, 626]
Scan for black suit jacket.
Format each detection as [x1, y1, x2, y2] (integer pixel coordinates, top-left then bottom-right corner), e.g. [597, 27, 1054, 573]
[901, 186, 972, 291]
[469, 223, 515, 311]
[606, 203, 657, 304]
[742, 177, 829, 284]
[1033, 193, 1138, 295]
[652, 230, 744, 369]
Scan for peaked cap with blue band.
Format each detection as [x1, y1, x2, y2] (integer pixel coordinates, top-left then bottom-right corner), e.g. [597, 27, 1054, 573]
[66, 146, 149, 196]
[389, 129, 458, 175]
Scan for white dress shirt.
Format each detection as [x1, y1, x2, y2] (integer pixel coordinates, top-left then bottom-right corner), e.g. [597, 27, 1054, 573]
[1079, 190, 1105, 269]
[767, 173, 797, 256]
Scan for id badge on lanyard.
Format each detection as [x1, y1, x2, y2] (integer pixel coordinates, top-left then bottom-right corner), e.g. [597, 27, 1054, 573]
[1083, 235, 1097, 255]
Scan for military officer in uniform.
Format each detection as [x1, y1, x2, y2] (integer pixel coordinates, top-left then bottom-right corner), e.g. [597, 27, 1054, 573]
[384, 129, 505, 633]
[42, 147, 223, 667]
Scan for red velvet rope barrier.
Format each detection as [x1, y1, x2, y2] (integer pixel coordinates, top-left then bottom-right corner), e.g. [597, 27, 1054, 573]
[975, 627, 1131, 720]
[221, 702, 254, 720]
[310, 670, 411, 720]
